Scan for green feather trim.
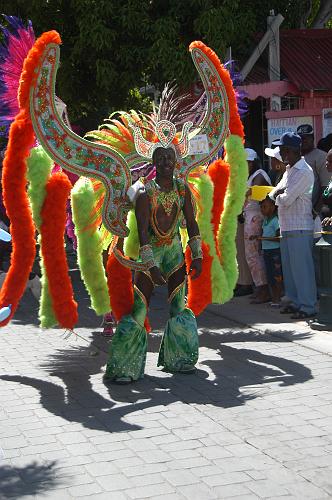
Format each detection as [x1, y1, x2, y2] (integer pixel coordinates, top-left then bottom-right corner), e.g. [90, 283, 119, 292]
[218, 135, 248, 302]
[190, 174, 226, 303]
[124, 210, 139, 259]
[27, 146, 53, 228]
[26, 146, 57, 328]
[71, 178, 110, 316]
[38, 234, 57, 327]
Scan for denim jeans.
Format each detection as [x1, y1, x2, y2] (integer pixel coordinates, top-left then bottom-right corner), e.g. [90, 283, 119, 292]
[280, 230, 317, 314]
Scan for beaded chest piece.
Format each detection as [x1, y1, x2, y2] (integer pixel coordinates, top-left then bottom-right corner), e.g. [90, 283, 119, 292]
[142, 178, 185, 243]
[156, 188, 179, 217]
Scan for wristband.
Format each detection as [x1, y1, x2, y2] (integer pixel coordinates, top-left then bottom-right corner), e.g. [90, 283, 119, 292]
[188, 235, 203, 260]
[139, 244, 156, 270]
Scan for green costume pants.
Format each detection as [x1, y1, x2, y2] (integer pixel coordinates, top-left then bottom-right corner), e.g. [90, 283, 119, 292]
[105, 238, 199, 380]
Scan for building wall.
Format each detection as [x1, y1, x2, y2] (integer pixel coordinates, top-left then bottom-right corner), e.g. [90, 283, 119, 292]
[265, 94, 332, 146]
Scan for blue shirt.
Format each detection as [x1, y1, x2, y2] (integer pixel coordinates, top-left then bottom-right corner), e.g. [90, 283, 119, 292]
[262, 215, 280, 250]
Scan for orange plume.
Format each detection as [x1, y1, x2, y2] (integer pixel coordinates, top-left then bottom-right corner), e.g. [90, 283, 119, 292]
[189, 41, 244, 139]
[185, 242, 212, 316]
[208, 159, 230, 256]
[106, 254, 151, 332]
[0, 30, 62, 325]
[40, 173, 78, 329]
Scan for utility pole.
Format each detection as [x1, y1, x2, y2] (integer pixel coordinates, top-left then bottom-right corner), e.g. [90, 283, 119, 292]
[241, 13, 284, 81]
[268, 10, 282, 112]
[268, 10, 280, 81]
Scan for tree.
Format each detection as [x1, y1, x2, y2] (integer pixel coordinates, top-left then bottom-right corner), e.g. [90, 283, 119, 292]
[311, 0, 332, 27]
[0, 0, 331, 130]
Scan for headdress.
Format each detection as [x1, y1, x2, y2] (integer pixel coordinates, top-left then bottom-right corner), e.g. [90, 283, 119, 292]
[128, 83, 196, 160]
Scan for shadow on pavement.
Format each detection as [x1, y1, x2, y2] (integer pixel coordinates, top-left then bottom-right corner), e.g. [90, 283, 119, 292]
[1, 255, 314, 433]
[0, 328, 313, 434]
[0, 461, 59, 498]
[198, 327, 312, 346]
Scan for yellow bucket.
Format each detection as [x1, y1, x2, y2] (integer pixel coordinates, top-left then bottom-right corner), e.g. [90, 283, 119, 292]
[250, 185, 274, 201]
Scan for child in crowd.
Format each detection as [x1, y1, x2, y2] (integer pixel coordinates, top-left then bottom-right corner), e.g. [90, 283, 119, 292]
[260, 197, 283, 306]
[250, 196, 283, 306]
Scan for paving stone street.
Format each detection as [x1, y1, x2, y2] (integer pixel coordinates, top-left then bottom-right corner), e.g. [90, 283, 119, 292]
[1, 263, 332, 499]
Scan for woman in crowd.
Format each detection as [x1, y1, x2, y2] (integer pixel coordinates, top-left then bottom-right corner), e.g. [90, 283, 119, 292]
[264, 144, 286, 186]
[243, 148, 271, 303]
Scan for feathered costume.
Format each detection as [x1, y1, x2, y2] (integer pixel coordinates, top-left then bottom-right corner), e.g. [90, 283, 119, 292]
[0, 17, 248, 380]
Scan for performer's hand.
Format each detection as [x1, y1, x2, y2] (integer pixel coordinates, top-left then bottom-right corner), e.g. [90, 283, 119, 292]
[189, 258, 202, 280]
[149, 266, 166, 286]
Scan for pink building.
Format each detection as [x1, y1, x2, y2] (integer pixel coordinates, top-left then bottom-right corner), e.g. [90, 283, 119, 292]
[239, 29, 332, 164]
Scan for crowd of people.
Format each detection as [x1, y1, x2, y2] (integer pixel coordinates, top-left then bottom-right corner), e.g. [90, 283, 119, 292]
[235, 124, 332, 320]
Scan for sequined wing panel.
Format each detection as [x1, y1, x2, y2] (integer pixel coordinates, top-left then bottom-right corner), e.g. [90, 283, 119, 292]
[175, 42, 230, 181]
[29, 43, 131, 237]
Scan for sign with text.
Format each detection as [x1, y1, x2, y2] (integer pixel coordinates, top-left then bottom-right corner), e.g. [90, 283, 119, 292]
[267, 116, 313, 146]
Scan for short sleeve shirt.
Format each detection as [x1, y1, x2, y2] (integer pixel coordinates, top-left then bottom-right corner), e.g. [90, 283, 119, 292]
[262, 215, 280, 250]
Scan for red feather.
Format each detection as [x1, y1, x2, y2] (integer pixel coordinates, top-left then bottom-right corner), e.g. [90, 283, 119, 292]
[40, 173, 78, 329]
[185, 242, 212, 316]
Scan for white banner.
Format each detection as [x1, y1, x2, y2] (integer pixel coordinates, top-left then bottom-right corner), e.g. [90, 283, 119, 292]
[189, 134, 209, 155]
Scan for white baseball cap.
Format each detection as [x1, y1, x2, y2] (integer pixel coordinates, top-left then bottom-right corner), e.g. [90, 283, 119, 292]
[245, 148, 258, 161]
[264, 146, 282, 162]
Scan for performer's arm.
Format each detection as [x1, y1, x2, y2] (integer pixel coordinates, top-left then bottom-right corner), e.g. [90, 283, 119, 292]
[135, 193, 165, 286]
[183, 185, 202, 279]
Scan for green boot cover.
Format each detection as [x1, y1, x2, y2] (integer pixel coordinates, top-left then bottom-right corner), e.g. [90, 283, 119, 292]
[158, 283, 199, 372]
[105, 288, 147, 381]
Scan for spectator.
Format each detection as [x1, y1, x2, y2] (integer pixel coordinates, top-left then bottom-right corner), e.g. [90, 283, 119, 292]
[259, 197, 282, 306]
[243, 148, 271, 303]
[265, 145, 286, 186]
[234, 214, 253, 297]
[317, 133, 332, 153]
[320, 148, 332, 222]
[269, 132, 317, 319]
[297, 124, 328, 211]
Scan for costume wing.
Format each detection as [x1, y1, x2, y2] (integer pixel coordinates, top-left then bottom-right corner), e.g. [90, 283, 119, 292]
[29, 42, 131, 237]
[176, 41, 243, 180]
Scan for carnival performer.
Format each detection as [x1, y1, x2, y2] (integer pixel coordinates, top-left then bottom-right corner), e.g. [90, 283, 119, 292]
[0, 18, 248, 384]
[106, 146, 202, 383]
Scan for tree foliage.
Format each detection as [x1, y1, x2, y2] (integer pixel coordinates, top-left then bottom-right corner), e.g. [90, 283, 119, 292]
[0, 0, 331, 130]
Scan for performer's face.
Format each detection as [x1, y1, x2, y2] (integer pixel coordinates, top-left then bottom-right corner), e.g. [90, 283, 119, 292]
[153, 147, 176, 178]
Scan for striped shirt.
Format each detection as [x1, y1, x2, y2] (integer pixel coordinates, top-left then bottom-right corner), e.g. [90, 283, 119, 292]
[270, 158, 314, 232]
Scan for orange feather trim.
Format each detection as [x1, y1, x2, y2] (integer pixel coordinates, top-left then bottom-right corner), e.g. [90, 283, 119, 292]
[185, 242, 212, 316]
[95, 139, 131, 155]
[0, 30, 61, 325]
[208, 159, 230, 256]
[106, 253, 151, 332]
[0, 113, 36, 325]
[189, 41, 244, 139]
[18, 31, 61, 109]
[110, 119, 133, 140]
[40, 173, 78, 329]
